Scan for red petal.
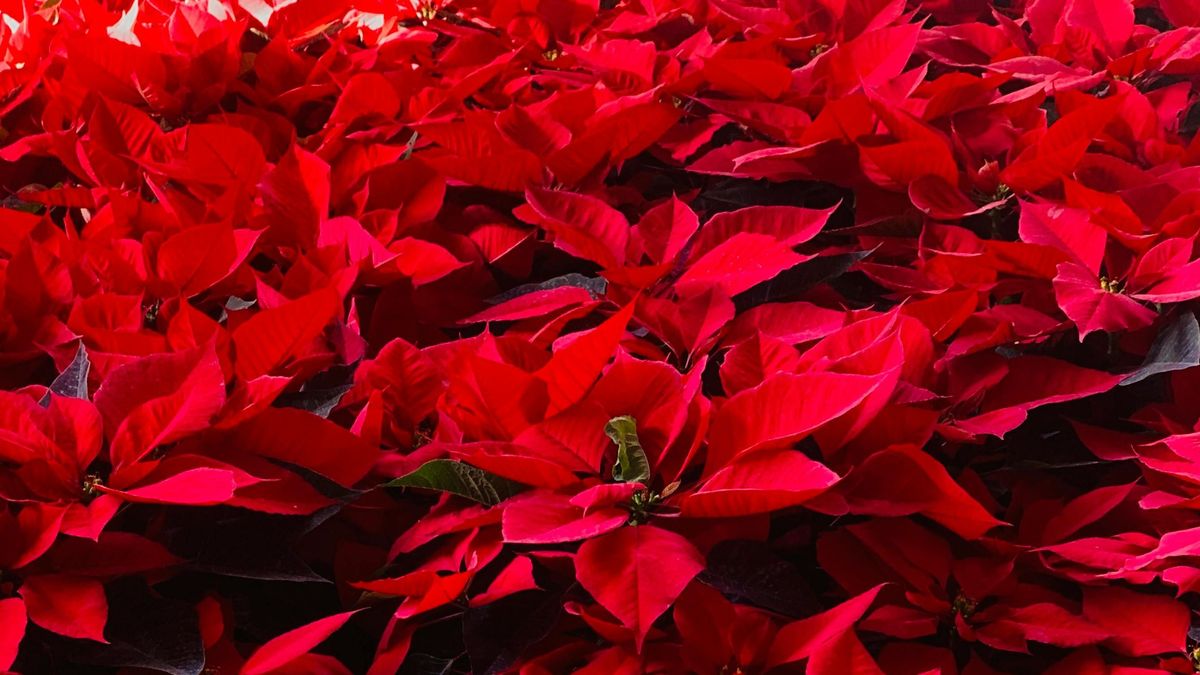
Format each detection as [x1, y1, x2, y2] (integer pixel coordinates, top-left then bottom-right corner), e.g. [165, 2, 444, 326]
[0, 598, 25, 670]
[156, 224, 260, 298]
[706, 371, 882, 472]
[521, 188, 629, 269]
[678, 233, 808, 297]
[101, 467, 239, 506]
[536, 301, 635, 416]
[94, 343, 227, 468]
[691, 205, 833, 258]
[388, 238, 468, 286]
[682, 449, 840, 518]
[766, 585, 884, 668]
[502, 492, 627, 544]
[219, 407, 378, 487]
[1083, 586, 1189, 656]
[19, 574, 108, 643]
[240, 610, 361, 675]
[1019, 203, 1105, 274]
[469, 556, 539, 607]
[231, 289, 342, 381]
[841, 445, 1004, 540]
[632, 197, 699, 264]
[575, 525, 704, 651]
[1053, 263, 1155, 339]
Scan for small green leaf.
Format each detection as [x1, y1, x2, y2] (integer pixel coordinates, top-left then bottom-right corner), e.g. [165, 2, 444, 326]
[384, 460, 523, 506]
[402, 131, 419, 160]
[1121, 312, 1200, 385]
[606, 416, 651, 484]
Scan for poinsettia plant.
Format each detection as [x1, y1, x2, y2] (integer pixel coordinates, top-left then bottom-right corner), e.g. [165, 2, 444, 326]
[3, 0, 1200, 672]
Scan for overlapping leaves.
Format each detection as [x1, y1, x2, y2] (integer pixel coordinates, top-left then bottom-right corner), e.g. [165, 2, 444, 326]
[2, 0, 1200, 673]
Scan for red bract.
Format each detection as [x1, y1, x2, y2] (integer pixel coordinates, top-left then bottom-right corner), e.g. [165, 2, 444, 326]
[4, 0, 1200, 673]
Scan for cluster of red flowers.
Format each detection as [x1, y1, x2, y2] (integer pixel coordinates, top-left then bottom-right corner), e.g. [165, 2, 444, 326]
[3, 0, 1200, 672]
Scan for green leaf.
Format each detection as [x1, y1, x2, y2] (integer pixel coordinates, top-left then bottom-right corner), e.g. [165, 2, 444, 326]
[606, 416, 651, 484]
[384, 460, 523, 506]
[1121, 312, 1200, 386]
[402, 131, 419, 160]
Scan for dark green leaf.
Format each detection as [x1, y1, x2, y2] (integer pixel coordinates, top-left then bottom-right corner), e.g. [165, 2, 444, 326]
[734, 248, 874, 312]
[39, 343, 90, 406]
[698, 540, 820, 618]
[488, 273, 607, 304]
[46, 579, 204, 675]
[463, 590, 563, 675]
[1122, 312, 1200, 385]
[275, 363, 357, 418]
[225, 296, 256, 311]
[385, 460, 523, 506]
[606, 416, 650, 483]
[164, 506, 340, 583]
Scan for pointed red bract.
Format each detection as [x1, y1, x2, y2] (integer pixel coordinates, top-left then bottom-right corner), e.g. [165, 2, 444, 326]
[842, 445, 1004, 539]
[102, 467, 240, 505]
[0, 598, 25, 671]
[1082, 586, 1188, 657]
[218, 407, 378, 487]
[232, 289, 341, 381]
[537, 302, 635, 416]
[678, 233, 808, 297]
[1053, 264, 1155, 339]
[683, 449, 840, 518]
[94, 344, 227, 468]
[241, 610, 361, 675]
[19, 575, 108, 643]
[521, 189, 629, 270]
[706, 371, 882, 472]
[575, 526, 704, 651]
[502, 492, 627, 544]
[765, 586, 884, 669]
[1027, 0, 1134, 56]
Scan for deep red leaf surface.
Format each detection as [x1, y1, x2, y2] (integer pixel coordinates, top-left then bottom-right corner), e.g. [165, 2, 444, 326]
[2, 0, 1200, 672]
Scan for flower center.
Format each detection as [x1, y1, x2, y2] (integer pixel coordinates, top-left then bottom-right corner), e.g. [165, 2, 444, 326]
[82, 473, 104, 497]
[951, 593, 978, 618]
[415, 3, 437, 22]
